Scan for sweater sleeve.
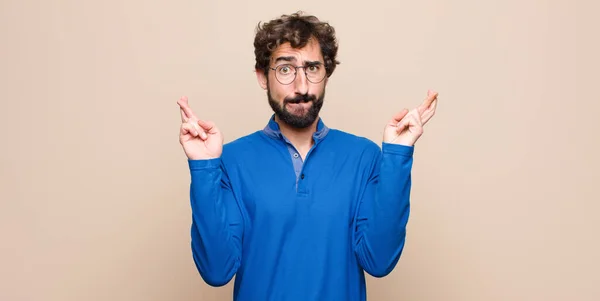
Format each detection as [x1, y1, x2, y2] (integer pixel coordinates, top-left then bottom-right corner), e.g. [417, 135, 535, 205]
[188, 158, 244, 286]
[353, 142, 414, 277]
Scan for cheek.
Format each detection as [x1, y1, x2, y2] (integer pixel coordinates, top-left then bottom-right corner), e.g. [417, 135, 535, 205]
[269, 83, 292, 101]
[310, 83, 326, 95]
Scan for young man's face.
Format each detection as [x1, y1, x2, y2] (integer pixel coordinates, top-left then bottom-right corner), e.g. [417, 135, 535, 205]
[257, 38, 328, 129]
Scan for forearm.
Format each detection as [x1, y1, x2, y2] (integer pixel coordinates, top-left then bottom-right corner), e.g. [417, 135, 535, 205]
[354, 143, 413, 277]
[188, 159, 243, 286]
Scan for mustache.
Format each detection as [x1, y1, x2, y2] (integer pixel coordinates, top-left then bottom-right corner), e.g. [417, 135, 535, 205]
[284, 94, 316, 104]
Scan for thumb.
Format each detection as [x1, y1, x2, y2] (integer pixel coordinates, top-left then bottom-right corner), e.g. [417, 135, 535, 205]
[396, 116, 410, 133]
[198, 120, 216, 133]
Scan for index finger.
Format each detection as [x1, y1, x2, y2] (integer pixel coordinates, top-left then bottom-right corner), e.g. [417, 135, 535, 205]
[418, 90, 438, 115]
[177, 96, 197, 122]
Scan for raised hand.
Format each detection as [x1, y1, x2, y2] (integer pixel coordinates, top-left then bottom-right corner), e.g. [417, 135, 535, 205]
[177, 96, 224, 160]
[383, 90, 439, 146]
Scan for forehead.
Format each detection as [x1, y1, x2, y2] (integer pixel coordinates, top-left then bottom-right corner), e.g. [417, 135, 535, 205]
[270, 38, 323, 63]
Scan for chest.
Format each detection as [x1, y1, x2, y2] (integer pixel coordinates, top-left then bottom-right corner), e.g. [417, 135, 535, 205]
[236, 146, 365, 230]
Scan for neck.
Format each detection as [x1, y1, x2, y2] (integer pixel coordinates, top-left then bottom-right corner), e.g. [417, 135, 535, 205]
[275, 115, 318, 158]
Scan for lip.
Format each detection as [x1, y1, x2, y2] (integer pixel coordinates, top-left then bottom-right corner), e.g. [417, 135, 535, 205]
[286, 99, 313, 104]
[286, 101, 312, 106]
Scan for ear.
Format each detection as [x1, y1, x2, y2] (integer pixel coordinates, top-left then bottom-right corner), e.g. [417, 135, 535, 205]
[256, 69, 268, 90]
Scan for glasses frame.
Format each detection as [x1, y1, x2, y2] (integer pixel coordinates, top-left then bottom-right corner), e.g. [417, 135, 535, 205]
[268, 63, 327, 85]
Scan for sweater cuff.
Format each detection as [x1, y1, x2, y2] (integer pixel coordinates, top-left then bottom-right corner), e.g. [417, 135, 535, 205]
[381, 142, 414, 157]
[188, 158, 222, 171]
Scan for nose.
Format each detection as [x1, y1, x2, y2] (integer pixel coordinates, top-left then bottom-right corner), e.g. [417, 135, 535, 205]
[293, 68, 309, 95]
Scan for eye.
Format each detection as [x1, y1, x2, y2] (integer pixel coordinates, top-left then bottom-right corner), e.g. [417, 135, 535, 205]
[278, 65, 293, 75]
[307, 65, 321, 73]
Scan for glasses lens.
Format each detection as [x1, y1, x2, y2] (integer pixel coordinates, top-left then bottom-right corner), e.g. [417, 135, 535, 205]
[276, 65, 295, 85]
[306, 64, 326, 83]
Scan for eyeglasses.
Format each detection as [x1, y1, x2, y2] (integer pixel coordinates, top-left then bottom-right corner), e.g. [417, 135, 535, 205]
[269, 63, 327, 85]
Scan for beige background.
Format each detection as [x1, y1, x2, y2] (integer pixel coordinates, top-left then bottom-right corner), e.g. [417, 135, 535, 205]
[1, 0, 599, 300]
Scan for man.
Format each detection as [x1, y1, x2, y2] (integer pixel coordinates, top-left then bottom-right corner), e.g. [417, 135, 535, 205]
[177, 12, 438, 301]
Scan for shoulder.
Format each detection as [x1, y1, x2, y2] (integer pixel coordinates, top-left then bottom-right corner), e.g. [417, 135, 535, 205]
[219, 130, 271, 166]
[221, 130, 262, 154]
[323, 129, 382, 168]
[326, 128, 381, 154]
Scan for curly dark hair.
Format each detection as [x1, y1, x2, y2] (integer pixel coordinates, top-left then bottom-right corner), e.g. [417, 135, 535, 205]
[253, 12, 340, 78]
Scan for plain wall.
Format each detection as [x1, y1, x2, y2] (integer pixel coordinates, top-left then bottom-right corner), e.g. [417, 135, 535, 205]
[1, 0, 599, 300]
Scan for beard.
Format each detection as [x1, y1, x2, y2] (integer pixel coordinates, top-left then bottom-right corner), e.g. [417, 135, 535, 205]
[268, 87, 325, 129]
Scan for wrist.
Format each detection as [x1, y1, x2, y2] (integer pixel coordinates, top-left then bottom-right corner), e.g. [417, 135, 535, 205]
[382, 142, 414, 157]
[188, 157, 222, 170]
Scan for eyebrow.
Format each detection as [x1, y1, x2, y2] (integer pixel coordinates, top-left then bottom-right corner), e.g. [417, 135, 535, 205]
[273, 56, 322, 65]
[274, 56, 296, 63]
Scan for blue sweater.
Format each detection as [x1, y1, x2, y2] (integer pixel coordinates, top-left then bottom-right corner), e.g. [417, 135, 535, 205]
[187, 116, 414, 301]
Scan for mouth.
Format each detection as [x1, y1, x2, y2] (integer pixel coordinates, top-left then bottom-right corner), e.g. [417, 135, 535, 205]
[286, 97, 314, 104]
[286, 101, 311, 107]
[287, 100, 311, 105]
[285, 101, 312, 114]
